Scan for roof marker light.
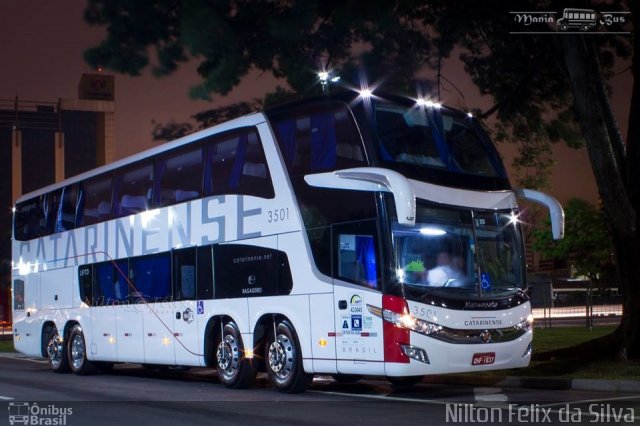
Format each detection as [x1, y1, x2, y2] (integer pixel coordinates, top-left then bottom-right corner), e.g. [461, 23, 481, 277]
[359, 88, 373, 98]
[507, 212, 521, 226]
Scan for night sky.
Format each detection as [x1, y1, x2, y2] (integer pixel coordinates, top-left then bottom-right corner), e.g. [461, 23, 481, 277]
[1, 0, 633, 205]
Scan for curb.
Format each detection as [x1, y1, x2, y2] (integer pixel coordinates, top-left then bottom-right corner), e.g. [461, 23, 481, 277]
[571, 378, 640, 393]
[498, 376, 640, 393]
[2, 351, 639, 393]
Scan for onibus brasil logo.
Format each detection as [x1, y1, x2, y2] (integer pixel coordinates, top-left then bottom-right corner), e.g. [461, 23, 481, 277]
[8, 402, 73, 425]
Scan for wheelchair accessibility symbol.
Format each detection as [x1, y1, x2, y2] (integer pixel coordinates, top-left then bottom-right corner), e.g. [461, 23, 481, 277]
[481, 273, 491, 291]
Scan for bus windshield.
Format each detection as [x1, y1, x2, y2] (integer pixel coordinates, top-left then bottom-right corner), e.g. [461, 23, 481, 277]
[371, 100, 506, 180]
[393, 203, 525, 299]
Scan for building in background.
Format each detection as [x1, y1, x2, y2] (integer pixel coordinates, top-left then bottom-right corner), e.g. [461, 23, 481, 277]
[0, 73, 116, 326]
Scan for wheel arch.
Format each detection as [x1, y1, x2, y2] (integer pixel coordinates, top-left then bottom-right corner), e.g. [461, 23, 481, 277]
[203, 315, 231, 367]
[63, 320, 80, 342]
[253, 313, 310, 373]
[40, 319, 81, 358]
[40, 321, 57, 357]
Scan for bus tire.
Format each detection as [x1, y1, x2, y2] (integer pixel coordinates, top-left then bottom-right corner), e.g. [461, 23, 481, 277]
[46, 329, 69, 373]
[215, 322, 256, 389]
[387, 375, 424, 387]
[42, 324, 55, 358]
[68, 325, 97, 375]
[265, 320, 313, 393]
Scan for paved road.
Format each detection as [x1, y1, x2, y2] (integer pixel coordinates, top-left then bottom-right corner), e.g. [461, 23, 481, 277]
[0, 353, 638, 426]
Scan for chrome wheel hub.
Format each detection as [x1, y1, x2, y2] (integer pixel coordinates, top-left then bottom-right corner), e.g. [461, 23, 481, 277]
[216, 335, 239, 375]
[268, 334, 293, 379]
[47, 335, 64, 369]
[70, 335, 85, 370]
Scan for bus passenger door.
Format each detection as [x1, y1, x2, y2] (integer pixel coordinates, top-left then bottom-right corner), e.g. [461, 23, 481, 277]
[171, 247, 203, 366]
[332, 223, 385, 375]
[142, 301, 177, 365]
[91, 261, 123, 361]
[117, 305, 144, 362]
[130, 254, 174, 365]
[114, 262, 144, 363]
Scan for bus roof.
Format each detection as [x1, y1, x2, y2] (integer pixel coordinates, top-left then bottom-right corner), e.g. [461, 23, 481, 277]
[15, 111, 265, 203]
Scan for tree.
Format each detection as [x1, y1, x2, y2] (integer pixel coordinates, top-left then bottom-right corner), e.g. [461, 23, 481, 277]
[531, 198, 615, 282]
[150, 101, 257, 141]
[85, 0, 640, 358]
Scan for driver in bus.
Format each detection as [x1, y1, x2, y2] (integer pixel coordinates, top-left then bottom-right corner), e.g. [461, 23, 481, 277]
[427, 251, 466, 286]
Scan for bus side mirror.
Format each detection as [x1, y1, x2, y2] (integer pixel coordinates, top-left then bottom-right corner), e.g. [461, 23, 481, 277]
[304, 167, 416, 226]
[516, 189, 565, 240]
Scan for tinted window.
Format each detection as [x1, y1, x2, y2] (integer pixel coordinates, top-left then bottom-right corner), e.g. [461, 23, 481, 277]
[14, 196, 45, 241]
[94, 260, 129, 305]
[157, 147, 203, 207]
[78, 264, 93, 306]
[13, 279, 25, 311]
[306, 226, 331, 277]
[373, 102, 505, 179]
[173, 247, 196, 300]
[213, 244, 292, 299]
[80, 174, 112, 226]
[204, 129, 274, 199]
[272, 102, 366, 177]
[197, 245, 214, 300]
[57, 184, 79, 232]
[114, 161, 154, 217]
[130, 253, 171, 302]
[45, 190, 62, 234]
[333, 220, 380, 289]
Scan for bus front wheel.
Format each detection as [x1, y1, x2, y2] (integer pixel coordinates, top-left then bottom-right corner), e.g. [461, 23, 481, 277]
[68, 325, 97, 375]
[215, 322, 256, 389]
[265, 320, 313, 393]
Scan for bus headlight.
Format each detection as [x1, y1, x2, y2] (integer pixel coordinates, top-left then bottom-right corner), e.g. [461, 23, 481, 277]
[516, 314, 534, 332]
[368, 304, 442, 336]
[401, 344, 430, 364]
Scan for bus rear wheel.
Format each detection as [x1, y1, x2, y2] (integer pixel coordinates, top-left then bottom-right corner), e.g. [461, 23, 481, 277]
[215, 322, 256, 389]
[68, 325, 97, 375]
[46, 329, 69, 373]
[265, 320, 313, 393]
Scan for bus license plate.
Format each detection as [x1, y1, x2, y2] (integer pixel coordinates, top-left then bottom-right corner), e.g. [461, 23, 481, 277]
[472, 352, 495, 366]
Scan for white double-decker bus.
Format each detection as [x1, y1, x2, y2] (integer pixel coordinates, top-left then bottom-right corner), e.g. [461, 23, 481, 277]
[11, 90, 563, 392]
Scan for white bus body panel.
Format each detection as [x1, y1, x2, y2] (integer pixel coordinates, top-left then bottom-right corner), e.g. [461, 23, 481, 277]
[410, 179, 517, 210]
[384, 301, 532, 376]
[12, 274, 40, 356]
[333, 283, 385, 375]
[172, 300, 201, 365]
[91, 306, 117, 361]
[39, 268, 75, 310]
[308, 292, 337, 373]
